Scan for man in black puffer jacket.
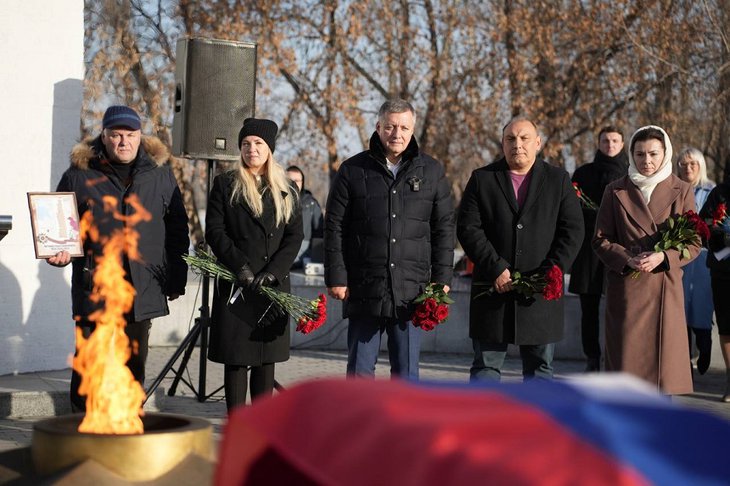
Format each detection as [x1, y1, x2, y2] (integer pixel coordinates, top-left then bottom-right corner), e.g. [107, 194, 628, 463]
[325, 99, 455, 379]
[47, 105, 189, 411]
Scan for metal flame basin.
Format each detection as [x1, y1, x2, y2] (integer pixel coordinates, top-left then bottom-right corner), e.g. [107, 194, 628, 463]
[31, 412, 213, 481]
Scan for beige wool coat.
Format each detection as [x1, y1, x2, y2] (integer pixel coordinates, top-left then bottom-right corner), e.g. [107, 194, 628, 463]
[592, 174, 699, 395]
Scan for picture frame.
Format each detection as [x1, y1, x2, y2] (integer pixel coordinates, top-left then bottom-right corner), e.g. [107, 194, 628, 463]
[27, 192, 83, 259]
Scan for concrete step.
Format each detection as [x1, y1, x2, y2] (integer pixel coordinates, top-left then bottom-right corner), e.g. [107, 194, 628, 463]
[0, 369, 164, 418]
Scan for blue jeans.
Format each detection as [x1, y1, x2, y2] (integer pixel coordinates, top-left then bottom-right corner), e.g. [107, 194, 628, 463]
[347, 317, 421, 379]
[470, 340, 554, 382]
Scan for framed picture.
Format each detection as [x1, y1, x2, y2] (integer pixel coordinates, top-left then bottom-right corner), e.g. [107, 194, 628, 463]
[27, 192, 83, 259]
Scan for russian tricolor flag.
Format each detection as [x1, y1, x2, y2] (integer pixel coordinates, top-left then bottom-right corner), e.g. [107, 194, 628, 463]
[216, 376, 730, 485]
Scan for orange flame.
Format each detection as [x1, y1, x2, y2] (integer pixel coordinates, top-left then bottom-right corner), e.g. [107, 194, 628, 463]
[74, 194, 152, 434]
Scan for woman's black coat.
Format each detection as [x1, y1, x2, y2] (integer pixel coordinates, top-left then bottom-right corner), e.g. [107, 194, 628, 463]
[205, 171, 303, 366]
[699, 182, 730, 279]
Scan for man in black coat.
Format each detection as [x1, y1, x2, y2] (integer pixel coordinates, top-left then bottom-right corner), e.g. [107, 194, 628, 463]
[47, 105, 189, 411]
[569, 126, 628, 371]
[325, 99, 455, 379]
[287, 165, 323, 268]
[457, 117, 583, 381]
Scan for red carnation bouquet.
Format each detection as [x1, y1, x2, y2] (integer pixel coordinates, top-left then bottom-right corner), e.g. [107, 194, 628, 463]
[474, 264, 564, 301]
[630, 210, 709, 278]
[706, 202, 730, 261]
[709, 202, 728, 228]
[411, 283, 454, 331]
[295, 294, 327, 335]
[653, 210, 708, 257]
[511, 264, 564, 300]
[572, 182, 598, 210]
[183, 250, 327, 334]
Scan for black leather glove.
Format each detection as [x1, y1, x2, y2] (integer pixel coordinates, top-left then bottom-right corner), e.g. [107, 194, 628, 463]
[236, 264, 255, 288]
[257, 304, 286, 328]
[251, 272, 277, 292]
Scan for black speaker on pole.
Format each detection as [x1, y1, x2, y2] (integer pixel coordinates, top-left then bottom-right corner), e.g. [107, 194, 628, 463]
[172, 37, 257, 160]
[146, 38, 257, 404]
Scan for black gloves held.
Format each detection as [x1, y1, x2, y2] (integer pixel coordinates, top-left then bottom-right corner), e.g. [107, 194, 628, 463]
[251, 272, 277, 292]
[257, 304, 286, 328]
[236, 264, 255, 288]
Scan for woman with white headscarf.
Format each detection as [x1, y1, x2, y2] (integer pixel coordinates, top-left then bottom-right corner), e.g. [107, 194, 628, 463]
[592, 126, 700, 394]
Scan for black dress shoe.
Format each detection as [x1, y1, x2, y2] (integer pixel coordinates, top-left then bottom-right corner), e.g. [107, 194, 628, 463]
[585, 358, 600, 372]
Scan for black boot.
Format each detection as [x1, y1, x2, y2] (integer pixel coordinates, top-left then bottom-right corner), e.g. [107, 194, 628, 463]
[695, 329, 712, 375]
[585, 357, 600, 372]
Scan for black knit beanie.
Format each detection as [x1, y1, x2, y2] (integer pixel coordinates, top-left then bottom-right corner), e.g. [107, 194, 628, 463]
[238, 118, 278, 153]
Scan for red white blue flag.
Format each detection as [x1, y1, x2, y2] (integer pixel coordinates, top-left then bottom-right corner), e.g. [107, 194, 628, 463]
[216, 376, 730, 486]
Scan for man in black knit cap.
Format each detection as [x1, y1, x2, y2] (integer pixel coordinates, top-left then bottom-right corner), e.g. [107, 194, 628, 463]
[47, 105, 189, 411]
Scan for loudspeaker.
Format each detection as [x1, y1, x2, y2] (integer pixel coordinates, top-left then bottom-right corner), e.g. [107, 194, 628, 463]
[172, 38, 257, 160]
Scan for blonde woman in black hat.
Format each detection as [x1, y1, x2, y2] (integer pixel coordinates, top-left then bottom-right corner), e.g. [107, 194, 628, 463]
[206, 118, 303, 411]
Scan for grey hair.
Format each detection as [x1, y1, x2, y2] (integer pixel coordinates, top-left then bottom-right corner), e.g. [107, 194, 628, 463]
[501, 116, 539, 136]
[676, 147, 713, 188]
[378, 99, 416, 122]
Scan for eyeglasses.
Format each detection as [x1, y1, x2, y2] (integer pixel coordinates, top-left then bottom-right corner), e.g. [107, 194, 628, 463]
[678, 161, 698, 169]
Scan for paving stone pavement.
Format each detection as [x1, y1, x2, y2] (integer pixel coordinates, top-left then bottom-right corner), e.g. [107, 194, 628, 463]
[1, 345, 729, 456]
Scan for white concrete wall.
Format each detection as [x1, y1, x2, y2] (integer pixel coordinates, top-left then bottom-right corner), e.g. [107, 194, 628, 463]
[0, 1, 84, 375]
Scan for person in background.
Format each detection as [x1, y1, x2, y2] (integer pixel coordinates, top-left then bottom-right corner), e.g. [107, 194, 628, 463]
[324, 99, 454, 379]
[676, 147, 715, 375]
[206, 118, 303, 411]
[699, 173, 730, 401]
[593, 126, 698, 395]
[569, 126, 628, 372]
[287, 165, 323, 269]
[47, 105, 189, 412]
[457, 117, 583, 382]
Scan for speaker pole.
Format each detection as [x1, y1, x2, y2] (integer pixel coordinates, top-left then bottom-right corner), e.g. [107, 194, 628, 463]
[196, 159, 216, 401]
[145, 159, 223, 403]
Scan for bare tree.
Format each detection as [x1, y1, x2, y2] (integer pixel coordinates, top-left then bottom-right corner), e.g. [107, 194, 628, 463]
[82, 0, 730, 227]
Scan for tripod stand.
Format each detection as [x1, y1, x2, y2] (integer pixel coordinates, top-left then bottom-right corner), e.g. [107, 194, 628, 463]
[145, 160, 222, 403]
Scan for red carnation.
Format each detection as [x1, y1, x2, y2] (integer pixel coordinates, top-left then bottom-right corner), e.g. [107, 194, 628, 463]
[419, 317, 438, 331]
[542, 265, 563, 301]
[572, 182, 598, 210]
[414, 305, 430, 319]
[712, 203, 727, 226]
[295, 293, 327, 334]
[682, 210, 710, 241]
[434, 304, 449, 322]
[572, 182, 582, 197]
[423, 298, 438, 313]
[296, 317, 314, 334]
[410, 283, 453, 331]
